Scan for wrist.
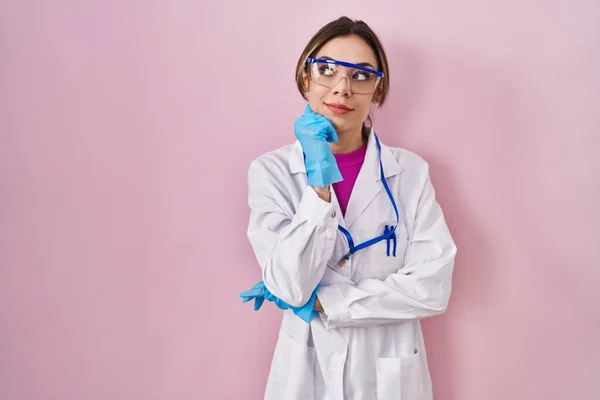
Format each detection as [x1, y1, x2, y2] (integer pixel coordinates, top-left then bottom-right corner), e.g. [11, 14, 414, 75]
[314, 296, 324, 312]
[312, 186, 331, 202]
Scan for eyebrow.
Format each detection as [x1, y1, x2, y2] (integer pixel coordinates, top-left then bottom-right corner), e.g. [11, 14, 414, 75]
[319, 56, 376, 69]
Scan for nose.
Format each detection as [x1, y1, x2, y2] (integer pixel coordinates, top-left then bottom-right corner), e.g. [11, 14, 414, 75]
[332, 75, 352, 97]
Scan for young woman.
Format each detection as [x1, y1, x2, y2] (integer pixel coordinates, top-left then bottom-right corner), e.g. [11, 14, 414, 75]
[242, 16, 457, 400]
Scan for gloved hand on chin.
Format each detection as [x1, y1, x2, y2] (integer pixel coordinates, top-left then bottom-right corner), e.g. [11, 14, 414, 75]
[294, 104, 343, 187]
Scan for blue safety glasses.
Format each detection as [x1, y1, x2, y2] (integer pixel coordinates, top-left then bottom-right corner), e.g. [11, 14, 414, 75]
[306, 58, 384, 95]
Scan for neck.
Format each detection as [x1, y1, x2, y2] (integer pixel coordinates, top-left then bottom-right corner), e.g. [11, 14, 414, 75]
[329, 126, 366, 155]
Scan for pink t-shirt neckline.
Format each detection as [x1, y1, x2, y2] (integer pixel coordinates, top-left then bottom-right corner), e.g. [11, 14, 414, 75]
[332, 145, 367, 216]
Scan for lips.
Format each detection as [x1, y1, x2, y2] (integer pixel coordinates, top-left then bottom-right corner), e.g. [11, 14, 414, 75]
[325, 103, 353, 114]
[327, 103, 351, 110]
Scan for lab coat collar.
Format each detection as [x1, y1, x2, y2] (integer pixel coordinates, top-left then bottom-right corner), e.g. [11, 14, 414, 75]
[289, 129, 402, 229]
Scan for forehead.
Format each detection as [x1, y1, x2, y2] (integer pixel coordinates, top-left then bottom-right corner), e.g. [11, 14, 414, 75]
[315, 35, 378, 67]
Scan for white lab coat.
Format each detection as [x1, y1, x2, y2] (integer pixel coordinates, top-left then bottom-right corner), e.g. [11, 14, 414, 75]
[246, 129, 457, 400]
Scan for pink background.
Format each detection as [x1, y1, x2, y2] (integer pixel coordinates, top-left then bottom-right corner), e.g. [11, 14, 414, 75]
[1, 1, 599, 399]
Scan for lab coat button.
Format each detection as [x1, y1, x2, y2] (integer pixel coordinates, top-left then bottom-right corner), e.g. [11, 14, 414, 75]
[331, 211, 336, 218]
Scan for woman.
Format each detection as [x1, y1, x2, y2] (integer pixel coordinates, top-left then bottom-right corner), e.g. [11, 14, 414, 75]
[243, 16, 457, 400]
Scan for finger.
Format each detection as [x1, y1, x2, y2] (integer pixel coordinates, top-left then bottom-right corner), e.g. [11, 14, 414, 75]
[239, 290, 258, 298]
[254, 297, 265, 311]
[311, 115, 337, 143]
[327, 122, 339, 143]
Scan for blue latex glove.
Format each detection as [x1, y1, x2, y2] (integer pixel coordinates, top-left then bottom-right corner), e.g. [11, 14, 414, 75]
[239, 281, 291, 311]
[294, 104, 343, 187]
[239, 281, 320, 323]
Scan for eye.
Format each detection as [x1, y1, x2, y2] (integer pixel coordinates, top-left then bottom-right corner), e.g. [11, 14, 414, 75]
[318, 64, 336, 76]
[352, 70, 372, 81]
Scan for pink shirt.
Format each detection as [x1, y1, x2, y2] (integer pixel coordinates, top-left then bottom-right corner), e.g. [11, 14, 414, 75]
[332, 145, 367, 216]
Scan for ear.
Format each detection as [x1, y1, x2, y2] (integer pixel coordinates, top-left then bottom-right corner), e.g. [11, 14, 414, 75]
[372, 85, 383, 104]
[301, 71, 310, 93]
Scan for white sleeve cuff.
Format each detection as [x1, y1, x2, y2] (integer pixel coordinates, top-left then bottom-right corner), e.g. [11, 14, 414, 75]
[293, 187, 339, 236]
[296, 186, 337, 220]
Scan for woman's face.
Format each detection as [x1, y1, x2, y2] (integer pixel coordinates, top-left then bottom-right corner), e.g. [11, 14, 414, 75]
[303, 35, 380, 136]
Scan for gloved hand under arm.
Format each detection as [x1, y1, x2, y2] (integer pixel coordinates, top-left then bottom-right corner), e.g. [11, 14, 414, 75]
[294, 104, 343, 187]
[239, 281, 320, 323]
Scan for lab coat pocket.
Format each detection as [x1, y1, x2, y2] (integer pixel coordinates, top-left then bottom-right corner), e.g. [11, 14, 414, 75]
[369, 222, 409, 279]
[376, 350, 426, 400]
[266, 330, 315, 400]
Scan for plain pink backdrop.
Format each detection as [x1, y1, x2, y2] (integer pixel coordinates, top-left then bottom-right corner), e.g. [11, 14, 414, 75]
[1, 1, 599, 399]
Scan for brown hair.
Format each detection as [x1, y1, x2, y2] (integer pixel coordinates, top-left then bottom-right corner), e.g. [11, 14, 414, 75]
[295, 16, 391, 128]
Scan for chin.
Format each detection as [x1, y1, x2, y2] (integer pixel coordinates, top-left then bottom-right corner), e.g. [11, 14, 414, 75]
[329, 116, 361, 133]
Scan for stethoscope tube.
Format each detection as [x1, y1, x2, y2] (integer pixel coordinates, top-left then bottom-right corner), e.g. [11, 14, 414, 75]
[337, 133, 400, 266]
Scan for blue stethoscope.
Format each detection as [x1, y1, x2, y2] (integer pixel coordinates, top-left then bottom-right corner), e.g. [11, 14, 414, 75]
[336, 133, 400, 266]
[305, 133, 400, 266]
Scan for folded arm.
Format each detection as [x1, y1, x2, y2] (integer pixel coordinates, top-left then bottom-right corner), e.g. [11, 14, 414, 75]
[317, 170, 457, 329]
[246, 160, 338, 307]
